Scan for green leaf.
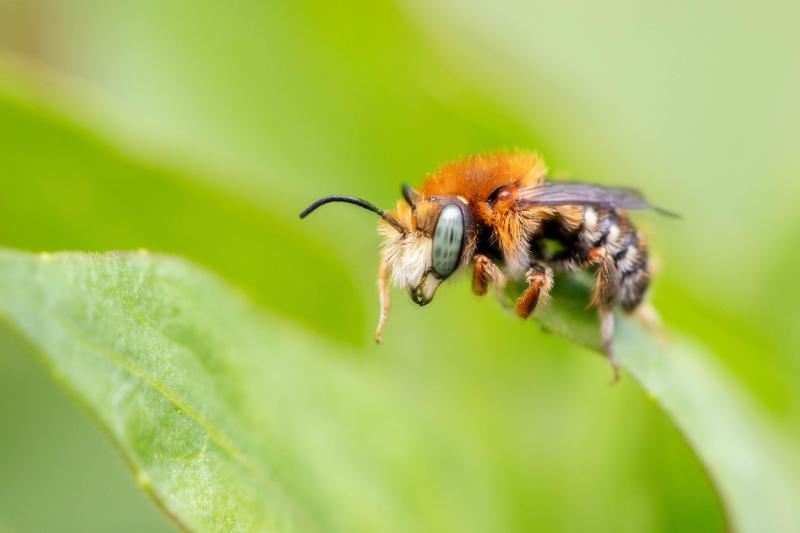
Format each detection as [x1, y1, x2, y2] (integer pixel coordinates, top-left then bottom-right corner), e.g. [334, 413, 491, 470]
[0, 63, 363, 344]
[0, 249, 796, 532]
[512, 276, 800, 533]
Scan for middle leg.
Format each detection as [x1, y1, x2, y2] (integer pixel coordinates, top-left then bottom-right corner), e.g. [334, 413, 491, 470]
[514, 262, 554, 318]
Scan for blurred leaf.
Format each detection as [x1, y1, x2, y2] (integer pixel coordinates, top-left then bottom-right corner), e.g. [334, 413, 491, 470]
[509, 276, 800, 533]
[0, 249, 796, 532]
[35, 1, 541, 199]
[0, 66, 363, 343]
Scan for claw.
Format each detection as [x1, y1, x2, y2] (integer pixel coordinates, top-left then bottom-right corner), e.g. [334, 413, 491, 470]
[608, 357, 621, 385]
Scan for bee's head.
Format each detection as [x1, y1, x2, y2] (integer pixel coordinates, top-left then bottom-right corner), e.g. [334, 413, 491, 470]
[299, 185, 471, 306]
[379, 184, 471, 306]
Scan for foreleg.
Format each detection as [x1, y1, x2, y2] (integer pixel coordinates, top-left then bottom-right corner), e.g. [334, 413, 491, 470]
[472, 254, 506, 296]
[375, 258, 390, 343]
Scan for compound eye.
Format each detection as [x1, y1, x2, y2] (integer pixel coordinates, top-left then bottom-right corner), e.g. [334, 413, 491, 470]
[432, 204, 464, 278]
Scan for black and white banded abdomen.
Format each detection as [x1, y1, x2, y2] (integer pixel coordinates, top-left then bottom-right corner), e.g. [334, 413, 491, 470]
[544, 205, 651, 312]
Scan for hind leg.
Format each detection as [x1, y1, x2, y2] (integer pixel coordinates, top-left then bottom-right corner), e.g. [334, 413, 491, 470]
[598, 306, 620, 383]
[589, 247, 621, 382]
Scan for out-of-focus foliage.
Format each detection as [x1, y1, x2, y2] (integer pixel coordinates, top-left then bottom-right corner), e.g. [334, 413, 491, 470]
[0, 0, 798, 531]
[0, 80, 361, 342]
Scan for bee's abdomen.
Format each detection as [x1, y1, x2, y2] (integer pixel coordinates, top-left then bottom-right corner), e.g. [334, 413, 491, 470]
[613, 229, 650, 311]
[563, 206, 650, 311]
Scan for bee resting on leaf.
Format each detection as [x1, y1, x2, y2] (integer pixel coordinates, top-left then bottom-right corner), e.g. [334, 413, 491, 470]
[301, 151, 675, 381]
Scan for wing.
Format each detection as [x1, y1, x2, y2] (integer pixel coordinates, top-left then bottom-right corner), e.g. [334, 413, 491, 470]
[518, 180, 679, 217]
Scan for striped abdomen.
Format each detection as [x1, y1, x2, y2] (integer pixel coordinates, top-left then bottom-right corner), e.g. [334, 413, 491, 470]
[543, 206, 650, 312]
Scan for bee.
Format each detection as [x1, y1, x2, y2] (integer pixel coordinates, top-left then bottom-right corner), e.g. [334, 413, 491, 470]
[300, 151, 675, 380]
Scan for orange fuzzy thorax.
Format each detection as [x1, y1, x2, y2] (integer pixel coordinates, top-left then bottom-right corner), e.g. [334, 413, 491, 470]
[419, 151, 547, 201]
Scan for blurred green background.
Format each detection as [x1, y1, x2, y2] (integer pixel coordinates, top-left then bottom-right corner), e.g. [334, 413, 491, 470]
[0, 0, 798, 531]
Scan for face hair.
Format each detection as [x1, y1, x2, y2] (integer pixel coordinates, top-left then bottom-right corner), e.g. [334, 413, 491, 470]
[299, 195, 407, 234]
